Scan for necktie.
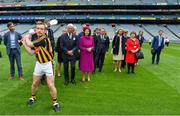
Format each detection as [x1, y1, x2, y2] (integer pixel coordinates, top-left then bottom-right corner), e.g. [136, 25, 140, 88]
[159, 36, 161, 47]
[69, 33, 72, 39]
[102, 35, 104, 40]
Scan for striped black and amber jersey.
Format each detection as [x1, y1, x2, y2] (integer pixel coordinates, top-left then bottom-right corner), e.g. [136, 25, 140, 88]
[31, 34, 54, 64]
[32, 35, 46, 48]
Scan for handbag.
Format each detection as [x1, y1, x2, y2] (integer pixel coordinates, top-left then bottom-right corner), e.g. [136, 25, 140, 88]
[135, 50, 144, 59]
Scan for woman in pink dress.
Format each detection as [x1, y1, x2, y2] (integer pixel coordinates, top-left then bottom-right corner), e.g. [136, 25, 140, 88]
[79, 28, 94, 82]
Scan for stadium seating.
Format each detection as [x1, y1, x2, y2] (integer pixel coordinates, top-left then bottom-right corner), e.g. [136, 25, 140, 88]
[16, 24, 35, 35]
[144, 24, 179, 40]
[168, 25, 180, 37]
[0, 0, 179, 5]
[52, 24, 65, 38]
[116, 24, 152, 40]
[0, 24, 179, 42]
[0, 14, 177, 21]
[0, 24, 7, 31]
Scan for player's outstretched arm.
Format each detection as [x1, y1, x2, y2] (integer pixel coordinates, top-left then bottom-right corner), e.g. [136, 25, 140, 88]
[23, 34, 34, 48]
[22, 34, 35, 55]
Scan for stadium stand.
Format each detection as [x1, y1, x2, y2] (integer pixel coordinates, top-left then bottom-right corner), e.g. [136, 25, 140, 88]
[143, 24, 178, 40]
[168, 25, 180, 37]
[0, 23, 179, 42]
[0, 0, 179, 42]
[0, 0, 179, 5]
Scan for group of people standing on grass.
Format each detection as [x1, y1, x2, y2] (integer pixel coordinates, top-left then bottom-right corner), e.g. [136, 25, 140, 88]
[56, 24, 110, 84]
[1, 21, 165, 112]
[112, 29, 145, 74]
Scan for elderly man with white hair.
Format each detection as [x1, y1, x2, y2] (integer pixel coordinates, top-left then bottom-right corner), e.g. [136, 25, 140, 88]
[60, 23, 79, 85]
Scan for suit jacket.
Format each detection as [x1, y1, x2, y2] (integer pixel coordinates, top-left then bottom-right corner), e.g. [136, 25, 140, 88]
[4, 31, 22, 55]
[56, 35, 62, 54]
[112, 35, 126, 55]
[93, 34, 99, 53]
[95, 35, 110, 54]
[78, 32, 84, 40]
[136, 35, 145, 47]
[60, 33, 78, 61]
[151, 36, 164, 50]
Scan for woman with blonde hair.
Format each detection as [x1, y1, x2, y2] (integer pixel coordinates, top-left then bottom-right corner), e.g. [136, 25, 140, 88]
[112, 28, 126, 72]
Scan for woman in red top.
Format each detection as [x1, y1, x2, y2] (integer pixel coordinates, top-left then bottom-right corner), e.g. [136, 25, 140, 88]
[125, 31, 140, 74]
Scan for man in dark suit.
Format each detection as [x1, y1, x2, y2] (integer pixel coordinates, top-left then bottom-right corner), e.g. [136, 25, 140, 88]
[137, 30, 145, 47]
[136, 30, 145, 65]
[151, 30, 165, 65]
[4, 22, 24, 80]
[93, 28, 100, 72]
[94, 28, 110, 72]
[121, 29, 129, 68]
[78, 24, 90, 39]
[60, 24, 78, 85]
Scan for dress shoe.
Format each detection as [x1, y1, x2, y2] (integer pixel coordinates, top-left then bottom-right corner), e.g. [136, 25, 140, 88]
[114, 68, 117, 72]
[19, 77, 24, 81]
[71, 80, 76, 84]
[64, 81, 69, 85]
[82, 77, 85, 82]
[58, 73, 61, 77]
[8, 77, 14, 80]
[87, 77, 91, 82]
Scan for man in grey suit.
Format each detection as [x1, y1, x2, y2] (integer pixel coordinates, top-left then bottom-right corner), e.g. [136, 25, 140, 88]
[4, 22, 24, 80]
